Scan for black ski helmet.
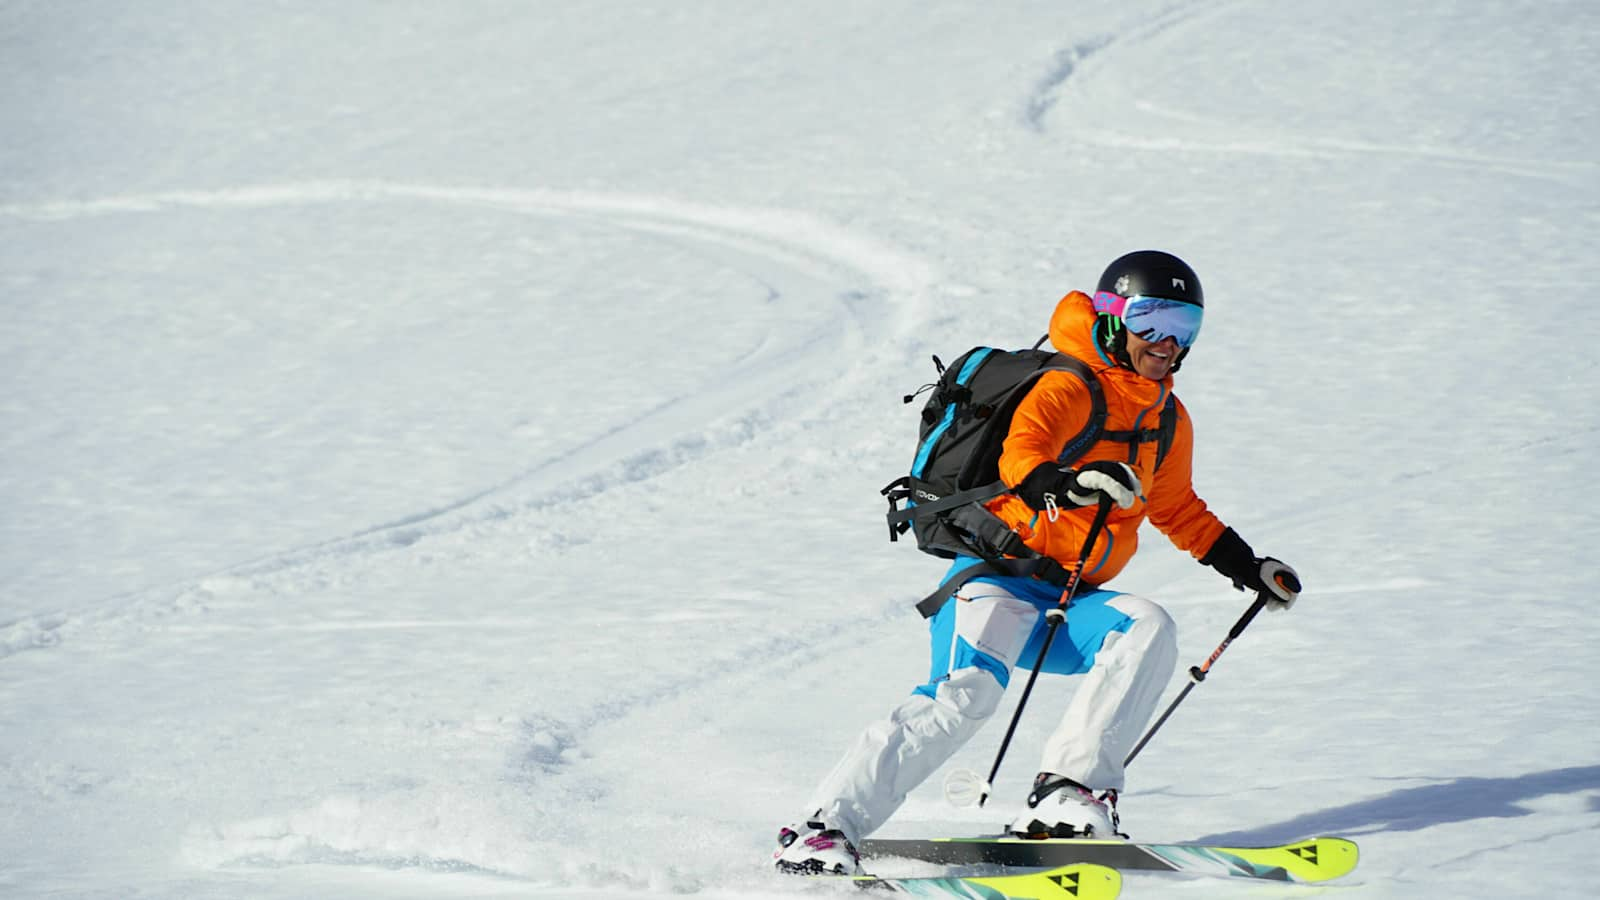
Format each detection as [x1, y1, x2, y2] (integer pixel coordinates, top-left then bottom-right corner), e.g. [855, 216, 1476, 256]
[1093, 250, 1204, 372]
[1096, 250, 1203, 306]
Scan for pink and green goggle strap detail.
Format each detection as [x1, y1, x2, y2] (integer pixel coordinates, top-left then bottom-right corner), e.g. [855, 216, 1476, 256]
[1092, 291, 1204, 348]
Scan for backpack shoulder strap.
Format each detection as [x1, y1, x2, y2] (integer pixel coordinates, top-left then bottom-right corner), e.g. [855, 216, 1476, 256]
[1047, 354, 1107, 467]
[1154, 393, 1178, 470]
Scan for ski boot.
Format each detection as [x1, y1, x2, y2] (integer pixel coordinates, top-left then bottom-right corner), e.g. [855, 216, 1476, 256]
[773, 818, 861, 875]
[1003, 773, 1121, 839]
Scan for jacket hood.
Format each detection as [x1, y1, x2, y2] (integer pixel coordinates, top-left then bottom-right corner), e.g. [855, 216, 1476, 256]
[1048, 290, 1174, 396]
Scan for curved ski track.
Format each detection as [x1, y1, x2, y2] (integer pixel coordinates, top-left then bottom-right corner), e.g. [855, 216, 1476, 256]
[1023, 1, 1593, 184]
[0, 182, 940, 659]
[1022, 0, 1231, 133]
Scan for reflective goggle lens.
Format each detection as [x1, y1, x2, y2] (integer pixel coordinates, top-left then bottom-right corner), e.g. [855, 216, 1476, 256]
[1092, 291, 1203, 348]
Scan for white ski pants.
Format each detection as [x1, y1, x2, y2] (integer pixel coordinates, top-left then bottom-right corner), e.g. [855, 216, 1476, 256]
[804, 582, 1177, 845]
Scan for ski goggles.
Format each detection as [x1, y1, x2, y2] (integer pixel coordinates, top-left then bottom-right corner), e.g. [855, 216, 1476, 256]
[1092, 291, 1204, 348]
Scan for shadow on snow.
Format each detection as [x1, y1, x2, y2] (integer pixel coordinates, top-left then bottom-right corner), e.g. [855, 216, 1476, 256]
[1196, 765, 1600, 845]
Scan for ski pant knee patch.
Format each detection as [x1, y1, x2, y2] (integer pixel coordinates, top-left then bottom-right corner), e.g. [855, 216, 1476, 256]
[916, 589, 1039, 701]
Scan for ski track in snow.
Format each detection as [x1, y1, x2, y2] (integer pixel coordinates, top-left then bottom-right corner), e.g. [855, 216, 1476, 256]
[176, 595, 920, 881]
[1022, 1, 1594, 184]
[0, 181, 940, 661]
[4, 181, 944, 887]
[1086, 122, 1599, 183]
[1022, 0, 1236, 132]
[1022, 37, 1114, 132]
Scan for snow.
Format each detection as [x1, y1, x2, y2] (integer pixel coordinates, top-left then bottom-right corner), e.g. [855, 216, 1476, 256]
[2, 1, 1597, 897]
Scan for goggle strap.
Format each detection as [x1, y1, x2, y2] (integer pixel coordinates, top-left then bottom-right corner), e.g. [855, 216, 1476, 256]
[1092, 291, 1128, 316]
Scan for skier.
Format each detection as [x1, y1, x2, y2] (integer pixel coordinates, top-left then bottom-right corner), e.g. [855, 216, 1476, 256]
[773, 250, 1301, 875]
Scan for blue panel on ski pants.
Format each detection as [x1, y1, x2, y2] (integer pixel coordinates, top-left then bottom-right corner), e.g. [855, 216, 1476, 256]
[913, 556, 1134, 699]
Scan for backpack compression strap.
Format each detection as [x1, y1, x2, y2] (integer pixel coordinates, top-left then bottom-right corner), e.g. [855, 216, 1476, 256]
[913, 556, 1078, 619]
[883, 478, 1006, 533]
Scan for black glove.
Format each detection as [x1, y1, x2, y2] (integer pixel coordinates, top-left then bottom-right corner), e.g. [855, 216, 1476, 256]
[1016, 460, 1142, 514]
[1200, 527, 1302, 610]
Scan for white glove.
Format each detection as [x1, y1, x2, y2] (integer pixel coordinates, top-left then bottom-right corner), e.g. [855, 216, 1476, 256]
[1065, 461, 1142, 510]
[1257, 558, 1301, 611]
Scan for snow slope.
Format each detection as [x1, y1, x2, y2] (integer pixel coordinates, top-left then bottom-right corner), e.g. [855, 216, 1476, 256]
[3, 2, 1598, 897]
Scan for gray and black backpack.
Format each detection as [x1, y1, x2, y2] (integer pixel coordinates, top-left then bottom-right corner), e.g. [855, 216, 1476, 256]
[880, 342, 1176, 617]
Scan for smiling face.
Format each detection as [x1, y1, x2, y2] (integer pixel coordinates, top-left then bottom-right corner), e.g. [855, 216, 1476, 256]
[1124, 329, 1181, 380]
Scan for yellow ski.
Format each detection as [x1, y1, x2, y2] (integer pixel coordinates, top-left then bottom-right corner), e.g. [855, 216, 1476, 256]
[842, 862, 1121, 898]
[861, 835, 1358, 883]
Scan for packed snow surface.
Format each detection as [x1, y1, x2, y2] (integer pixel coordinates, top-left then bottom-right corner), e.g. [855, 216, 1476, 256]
[3, 2, 1597, 897]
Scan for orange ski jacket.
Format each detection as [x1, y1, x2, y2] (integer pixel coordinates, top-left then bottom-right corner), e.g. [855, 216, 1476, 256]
[983, 291, 1228, 583]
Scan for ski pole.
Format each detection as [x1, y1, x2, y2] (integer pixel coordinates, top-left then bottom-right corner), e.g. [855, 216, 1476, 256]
[976, 496, 1114, 808]
[1122, 571, 1302, 767]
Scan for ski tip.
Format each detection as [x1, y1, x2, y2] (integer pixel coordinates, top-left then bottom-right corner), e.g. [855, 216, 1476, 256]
[1296, 835, 1359, 880]
[1235, 835, 1357, 882]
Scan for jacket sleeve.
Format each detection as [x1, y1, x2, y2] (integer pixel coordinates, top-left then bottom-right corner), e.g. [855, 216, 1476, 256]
[1145, 398, 1229, 557]
[996, 370, 1096, 488]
